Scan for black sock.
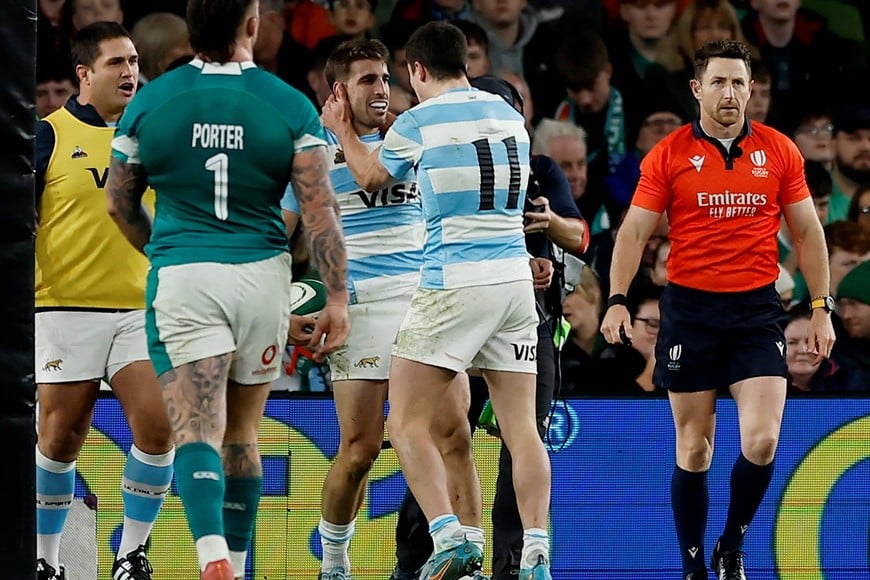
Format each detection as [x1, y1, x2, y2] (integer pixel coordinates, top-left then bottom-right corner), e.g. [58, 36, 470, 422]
[671, 465, 709, 574]
[721, 453, 774, 550]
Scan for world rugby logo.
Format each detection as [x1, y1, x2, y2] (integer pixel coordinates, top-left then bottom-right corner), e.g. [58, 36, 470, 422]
[668, 344, 682, 371]
[750, 150, 767, 166]
[750, 150, 769, 178]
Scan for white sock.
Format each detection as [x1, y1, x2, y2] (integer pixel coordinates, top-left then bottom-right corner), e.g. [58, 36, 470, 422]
[461, 525, 485, 552]
[319, 517, 355, 572]
[229, 550, 246, 578]
[520, 528, 550, 569]
[37, 533, 63, 571]
[429, 514, 462, 553]
[196, 534, 230, 572]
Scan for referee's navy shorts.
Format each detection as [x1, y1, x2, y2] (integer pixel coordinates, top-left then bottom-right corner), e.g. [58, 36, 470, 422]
[653, 282, 788, 393]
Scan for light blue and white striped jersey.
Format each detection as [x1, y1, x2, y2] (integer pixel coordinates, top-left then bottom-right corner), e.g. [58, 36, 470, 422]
[281, 129, 422, 303]
[379, 87, 532, 290]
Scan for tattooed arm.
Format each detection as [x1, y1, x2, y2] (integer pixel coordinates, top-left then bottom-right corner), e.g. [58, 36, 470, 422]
[291, 145, 350, 359]
[106, 156, 152, 253]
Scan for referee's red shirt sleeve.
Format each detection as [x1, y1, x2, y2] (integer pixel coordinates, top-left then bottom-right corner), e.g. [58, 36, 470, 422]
[779, 137, 811, 205]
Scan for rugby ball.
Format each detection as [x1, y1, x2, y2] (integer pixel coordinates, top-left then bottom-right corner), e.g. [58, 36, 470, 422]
[290, 278, 327, 316]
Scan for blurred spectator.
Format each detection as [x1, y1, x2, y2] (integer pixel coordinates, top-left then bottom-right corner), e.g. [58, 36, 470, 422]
[69, 0, 123, 31]
[784, 311, 864, 393]
[38, 0, 71, 60]
[793, 221, 870, 304]
[832, 260, 870, 383]
[451, 18, 491, 78]
[606, 0, 678, 119]
[531, 119, 620, 235]
[847, 182, 870, 235]
[836, 260, 870, 340]
[285, 0, 338, 49]
[500, 71, 534, 135]
[778, 160, 831, 274]
[254, 0, 314, 95]
[327, 0, 378, 39]
[36, 52, 75, 119]
[741, 0, 863, 130]
[131, 12, 193, 83]
[559, 261, 605, 393]
[380, 18, 418, 113]
[746, 60, 772, 123]
[554, 31, 629, 214]
[830, 103, 870, 223]
[40, 0, 65, 26]
[390, 0, 472, 24]
[790, 103, 835, 171]
[532, 0, 602, 36]
[646, 0, 753, 122]
[577, 282, 664, 394]
[467, 0, 563, 121]
[649, 238, 669, 287]
[605, 100, 683, 209]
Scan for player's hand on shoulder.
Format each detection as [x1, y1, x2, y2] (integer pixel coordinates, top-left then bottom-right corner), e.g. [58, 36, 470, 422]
[321, 83, 354, 136]
[308, 301, 350, 362]
[288, 314, 317, 346]
[601, 304, 633, 346]
[808, 309, 836, 365]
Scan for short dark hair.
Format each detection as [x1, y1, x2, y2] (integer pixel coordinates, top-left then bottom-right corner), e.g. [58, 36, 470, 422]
[70, 21, 132, 70]
[452, 19, 489, 54]
[693, 39, 752, 80]
[325, 38, 389, 87]
[38, 52, 76, 86]
[804, 160, 833, 200]
[555, 31, 609, 92]
[186, 0, 256, 63]
[404, 21, 467, 81]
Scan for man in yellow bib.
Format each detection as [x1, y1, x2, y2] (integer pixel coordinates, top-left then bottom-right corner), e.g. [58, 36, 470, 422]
[34, 22, 174, 580]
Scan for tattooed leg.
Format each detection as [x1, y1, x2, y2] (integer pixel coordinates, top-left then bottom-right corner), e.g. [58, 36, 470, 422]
[222, 381, 272, 573]
[158, 354, 232, 450]
[159, 355, 232, 567]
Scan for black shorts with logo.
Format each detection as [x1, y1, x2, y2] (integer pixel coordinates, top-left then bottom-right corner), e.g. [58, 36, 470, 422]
[653, 282, 788, 393]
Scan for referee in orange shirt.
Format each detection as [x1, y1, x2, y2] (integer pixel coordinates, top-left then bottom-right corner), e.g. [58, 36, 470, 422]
[602, 40, 836, 580]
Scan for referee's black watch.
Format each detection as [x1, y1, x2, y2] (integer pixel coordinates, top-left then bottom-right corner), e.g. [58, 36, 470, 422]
[810, 295, 835, 313]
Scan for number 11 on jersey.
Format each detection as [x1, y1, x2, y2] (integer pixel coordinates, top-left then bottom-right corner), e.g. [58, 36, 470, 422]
[205, 152, 229, 220]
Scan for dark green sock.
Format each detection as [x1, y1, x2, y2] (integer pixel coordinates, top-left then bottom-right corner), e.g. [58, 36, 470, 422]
[174, 442, 225, 540]
[223, 476, 262, 553]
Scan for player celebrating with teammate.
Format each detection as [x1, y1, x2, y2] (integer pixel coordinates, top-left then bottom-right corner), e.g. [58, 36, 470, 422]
[601, 40, 835, 580]
[286, 38, 480, 580]
[107, 1, 349, 579]
[324, 21, 552, 580]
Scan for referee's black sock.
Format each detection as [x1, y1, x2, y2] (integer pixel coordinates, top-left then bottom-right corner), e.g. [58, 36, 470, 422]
[720, 453, 774, 551]
[671, 465, 709, 574]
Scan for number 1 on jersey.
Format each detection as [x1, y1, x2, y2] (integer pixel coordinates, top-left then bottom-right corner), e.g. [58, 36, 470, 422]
[205, 153, 229, 220]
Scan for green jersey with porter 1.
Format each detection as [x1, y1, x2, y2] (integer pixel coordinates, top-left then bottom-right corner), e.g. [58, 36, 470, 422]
[112, 58, 326, 268]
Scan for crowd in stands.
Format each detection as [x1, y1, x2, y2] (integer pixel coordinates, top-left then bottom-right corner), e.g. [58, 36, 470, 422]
[38, 0, 870, 395]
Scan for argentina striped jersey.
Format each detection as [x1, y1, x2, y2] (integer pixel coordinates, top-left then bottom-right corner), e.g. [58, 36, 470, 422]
[379, 87, 532, 290]
[281, 130, 422, 303]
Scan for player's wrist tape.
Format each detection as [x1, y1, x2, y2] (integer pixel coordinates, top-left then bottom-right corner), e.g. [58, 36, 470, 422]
[607, 294, 628, 309]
